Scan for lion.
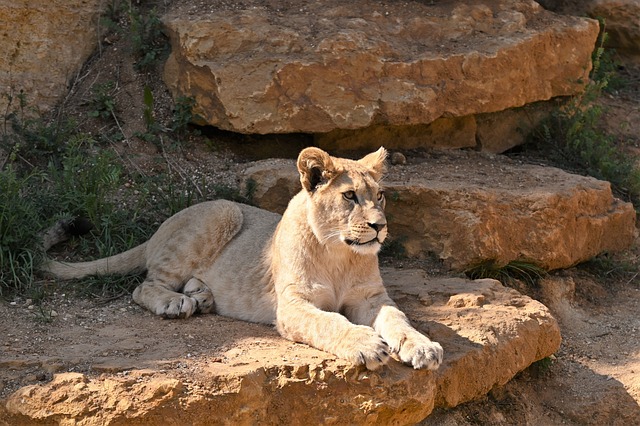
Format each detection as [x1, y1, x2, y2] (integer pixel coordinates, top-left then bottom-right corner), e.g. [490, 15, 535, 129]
[42, 147, 443, 370]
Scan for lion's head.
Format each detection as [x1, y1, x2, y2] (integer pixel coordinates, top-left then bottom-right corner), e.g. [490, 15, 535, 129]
[297, 147, 388, 256]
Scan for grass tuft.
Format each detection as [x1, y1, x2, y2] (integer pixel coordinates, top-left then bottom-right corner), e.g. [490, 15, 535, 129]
[464, 260, 547, 288]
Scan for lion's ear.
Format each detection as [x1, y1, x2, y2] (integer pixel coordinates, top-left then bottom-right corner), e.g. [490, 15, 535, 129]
[358, 147, 387, 181]
[297, 147, 336, 192]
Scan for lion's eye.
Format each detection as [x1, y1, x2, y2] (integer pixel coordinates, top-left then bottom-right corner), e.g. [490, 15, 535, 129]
[343, 191, 357, 202]
[377, 191, 385, 201]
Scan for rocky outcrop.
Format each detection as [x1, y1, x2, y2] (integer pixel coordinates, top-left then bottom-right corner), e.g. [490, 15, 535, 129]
[241, 151, 636, 270]
[1, 271, 561, 425]
[0, 0, 105, 114]
[163, 0, 599, 139]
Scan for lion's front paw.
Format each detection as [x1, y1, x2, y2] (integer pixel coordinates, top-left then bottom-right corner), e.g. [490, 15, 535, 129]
[339, 325, 390, 370]
[389, 331, 443, 370]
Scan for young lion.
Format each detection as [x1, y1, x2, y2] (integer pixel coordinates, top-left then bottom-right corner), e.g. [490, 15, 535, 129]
[43, 147, 443, 370]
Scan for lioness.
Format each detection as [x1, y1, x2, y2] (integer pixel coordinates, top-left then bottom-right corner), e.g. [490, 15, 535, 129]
[43, 147, 443, 370]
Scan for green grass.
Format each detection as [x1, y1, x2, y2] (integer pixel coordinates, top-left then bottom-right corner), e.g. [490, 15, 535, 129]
[464, 260, 547, 288]
[0, 118, 249, 302]
[0, 135, 134, 296]
[0, 2, 208, 303]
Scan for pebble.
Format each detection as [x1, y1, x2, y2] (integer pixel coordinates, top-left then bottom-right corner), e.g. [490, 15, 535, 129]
[390, 152, 406, 165]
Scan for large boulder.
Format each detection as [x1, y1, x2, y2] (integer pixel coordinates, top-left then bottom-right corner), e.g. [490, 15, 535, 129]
[162, 0, 599, 138]
[0, 271, 561, 424]
[241, 151, 636, 270]
[0, 0, 105, 114]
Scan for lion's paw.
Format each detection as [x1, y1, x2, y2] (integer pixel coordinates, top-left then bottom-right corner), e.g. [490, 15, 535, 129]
[183, 278, 215, 314]
[161, 295, 198, 319]
[394, 331, 443, 370]
[340, 325, 390, 370]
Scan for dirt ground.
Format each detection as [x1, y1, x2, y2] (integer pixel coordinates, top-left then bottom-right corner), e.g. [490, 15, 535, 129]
[2, 1, 640, 424]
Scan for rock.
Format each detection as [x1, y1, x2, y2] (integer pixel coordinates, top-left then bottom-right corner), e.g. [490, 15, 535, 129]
[0, 271, 561, 425]
[239, 151, 636, 270]
[0, 0, 105, 114]
[162, 0, 599, 136]
[538, 0, 640, 61]
[242, 159, 301, 214]
[390, 152, 407, 166]
[588, 0, 640, 60]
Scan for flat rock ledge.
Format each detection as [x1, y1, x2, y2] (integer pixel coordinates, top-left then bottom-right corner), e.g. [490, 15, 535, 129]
[1, 271, 560, 425]
[162, 0, 598, 135]
[241, 151, 636, 270]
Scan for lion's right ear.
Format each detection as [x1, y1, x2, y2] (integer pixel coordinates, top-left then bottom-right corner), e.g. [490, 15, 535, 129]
[297, 147, 336, 192]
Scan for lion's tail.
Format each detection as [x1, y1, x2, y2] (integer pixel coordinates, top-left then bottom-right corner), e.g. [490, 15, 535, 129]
[41, 242, 148, 280]
[38, 217, 148, 280]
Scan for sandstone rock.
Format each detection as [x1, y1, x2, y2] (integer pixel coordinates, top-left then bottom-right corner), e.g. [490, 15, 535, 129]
[588, 0, 640, 60]
[242, 159, 301, 214]
[0, 271, 561, 425]
[162, 0, 599, 136]
[240, 151, 636, 270]
[0, 0, 105, 114]
[539, 0, 640, 60]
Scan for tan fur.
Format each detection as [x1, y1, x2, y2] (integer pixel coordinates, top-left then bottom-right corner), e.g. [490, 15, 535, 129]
[42, 147, 443, 370]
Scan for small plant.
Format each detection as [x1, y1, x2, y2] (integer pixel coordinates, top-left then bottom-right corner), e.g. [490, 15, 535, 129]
[100, 0, 126, 35]
[129, 6, 167, 71]
[590, 20, 627, 93]
[89, 81, 117, 121]
[2, 87, 27, 139]
[2, 89, 79, 167]
[43, 136, 121, 222]
[529, 356, 554, 378]
[171, 96, 197, 139]
[580, 252, 639, 284]
[134, 85, 165, 146]
[464, 260, 546, 287]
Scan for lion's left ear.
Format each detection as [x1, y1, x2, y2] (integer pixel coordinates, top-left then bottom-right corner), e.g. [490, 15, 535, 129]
[358, 147, 387, 181]
[297, 147, 336, 192]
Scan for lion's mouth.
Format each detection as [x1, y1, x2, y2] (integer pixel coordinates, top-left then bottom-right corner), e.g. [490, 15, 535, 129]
[344, 238, 380, 246]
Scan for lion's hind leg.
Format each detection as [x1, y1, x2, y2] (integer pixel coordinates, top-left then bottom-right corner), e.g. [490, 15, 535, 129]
[132, 277, 214, 319]
[132, 200, 243, 319]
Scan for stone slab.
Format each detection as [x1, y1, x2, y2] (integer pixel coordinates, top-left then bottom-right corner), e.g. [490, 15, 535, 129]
[0, 271, 560, 425]
[241, 151, 636, 270]
[162, 0, 599, 135]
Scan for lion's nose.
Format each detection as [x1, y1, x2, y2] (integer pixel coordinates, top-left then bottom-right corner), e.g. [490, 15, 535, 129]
[368, 222, 387, 232]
